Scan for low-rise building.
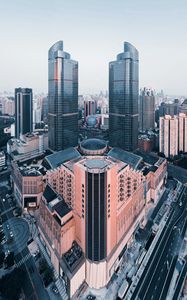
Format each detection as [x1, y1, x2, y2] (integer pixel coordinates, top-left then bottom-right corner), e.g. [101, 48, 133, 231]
[7, 132, 48, 161]
[11, 156, 46, 208]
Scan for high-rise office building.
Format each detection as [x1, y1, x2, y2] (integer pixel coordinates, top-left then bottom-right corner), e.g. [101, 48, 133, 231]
[159, 113, 187, 158]
[109, 42, 139, 151]
[15, 88, 33, 138]
[139, 87, 155, 131]
[48, 41, 78, 151]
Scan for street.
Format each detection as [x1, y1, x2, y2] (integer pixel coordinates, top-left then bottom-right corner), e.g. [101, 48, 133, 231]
[0, 183, 50, 300]
[128, 186, 187, 300]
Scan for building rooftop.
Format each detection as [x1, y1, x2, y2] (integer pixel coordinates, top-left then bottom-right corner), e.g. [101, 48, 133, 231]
[80, 138, 107, 151]
[79, 138, 108, 155]
[43, 184, 58, 203]
[53, 200, 71, 218]
[135, 151, 159, 166]
[108, 147, 142, 169]
[43, 147, 81, 170]
[63, 241, 84, 273]
[84, 158, 110, 169]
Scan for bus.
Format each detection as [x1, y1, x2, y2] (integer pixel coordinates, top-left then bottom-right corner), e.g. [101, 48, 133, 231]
[117, 279, 129, 299]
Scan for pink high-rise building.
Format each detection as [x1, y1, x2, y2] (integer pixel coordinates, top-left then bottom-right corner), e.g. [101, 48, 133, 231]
[159, 113, 187, 158]
[37, 139, 167, 298]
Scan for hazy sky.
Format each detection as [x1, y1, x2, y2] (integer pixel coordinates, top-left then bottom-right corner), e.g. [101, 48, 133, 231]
[0, 0, 187, 95]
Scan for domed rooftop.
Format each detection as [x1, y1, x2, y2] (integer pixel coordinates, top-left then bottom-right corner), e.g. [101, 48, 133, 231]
[86, 115, 98, 127]
[79, 138, 107, 155]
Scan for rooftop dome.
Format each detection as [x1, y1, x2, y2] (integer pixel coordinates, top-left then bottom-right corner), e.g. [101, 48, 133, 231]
[86, 115, 98, 127]
[79, 138, 107, 155]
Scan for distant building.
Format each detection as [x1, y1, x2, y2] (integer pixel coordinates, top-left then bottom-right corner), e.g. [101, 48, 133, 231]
[109, 42, 139, 151]
[7, 132, 48, 161]
[159, 113, 187, 158]
[179, 99, 187, 114]
[139, 88, 155, 131]
[159, 102, 179, 118]
[84, 99, 97, 120]
[15, 88, 33, 139]
[138, 131, 159, 152]
[48, 41, 78, 151]
[138, 136, 153, 152]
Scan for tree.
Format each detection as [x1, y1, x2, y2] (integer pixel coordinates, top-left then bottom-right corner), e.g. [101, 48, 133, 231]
[39, 258, 48, 274]
[4, 252, 14, 268]
[0, 268, 26, 300]
[0, 251, 5, 267]
[43, 266, 54, 286]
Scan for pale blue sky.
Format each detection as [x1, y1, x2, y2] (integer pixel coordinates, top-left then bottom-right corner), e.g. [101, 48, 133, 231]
[0, 0, 187, 95]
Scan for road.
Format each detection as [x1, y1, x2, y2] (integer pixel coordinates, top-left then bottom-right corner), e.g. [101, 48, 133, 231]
[0, 183, 50, 300]
[168, 164, 187, 184]
[128, 186, 187, 300]
[172, 257, 187, 300]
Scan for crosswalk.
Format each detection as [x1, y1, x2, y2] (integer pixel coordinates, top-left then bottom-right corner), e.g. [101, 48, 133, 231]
[15, 253, 31, 268]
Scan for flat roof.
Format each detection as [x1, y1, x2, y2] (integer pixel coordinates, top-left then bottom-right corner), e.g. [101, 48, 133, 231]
[53, 200, 71, 218]
[84, 158, 110, 169]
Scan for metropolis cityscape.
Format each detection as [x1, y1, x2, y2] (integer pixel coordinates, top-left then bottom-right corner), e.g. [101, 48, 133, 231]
[0, 1, 187, 300]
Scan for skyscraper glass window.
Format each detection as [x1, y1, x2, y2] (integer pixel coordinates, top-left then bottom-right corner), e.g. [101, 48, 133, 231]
[48, 41, 78, 151]
[109, 42, 139, 151]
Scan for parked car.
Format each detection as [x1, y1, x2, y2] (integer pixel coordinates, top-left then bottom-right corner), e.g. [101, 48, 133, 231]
[51, 284, 59, 294]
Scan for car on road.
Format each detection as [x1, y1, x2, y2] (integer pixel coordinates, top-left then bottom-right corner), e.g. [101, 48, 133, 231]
[51, 284, 59, 294]
[1, 238, 7, 245]
[5, 250, 10, 257]
[2, 199, 5, 202]
[9, 231, 14, 238]
[6, 224, 10, 230]
[87, 295, 96, 300]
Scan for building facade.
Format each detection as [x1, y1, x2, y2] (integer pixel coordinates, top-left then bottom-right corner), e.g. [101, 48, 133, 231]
[109, 42, 139, 151]
[11, 158, 45, 208]
[48, 40, 78, 151]
[159, 113, 187, 158]
[139, 87, 155, 131]
[37, 139, 167, 298]
[84, 99, 97, 120]
[15, 88, 33, 138]
[7, 132, 48, 161]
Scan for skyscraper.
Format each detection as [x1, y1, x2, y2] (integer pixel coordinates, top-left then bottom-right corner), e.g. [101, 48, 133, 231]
[109, 42, 139, 151]
[15, 88, 33, 138]
[48, 41, 78, 151]
[84, 99, 97, 120]
[139, 87, 155, 131]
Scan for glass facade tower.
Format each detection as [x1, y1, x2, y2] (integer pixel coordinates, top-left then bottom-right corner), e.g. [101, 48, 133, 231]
[109, 42, 139, 151]
[15, 88, 33, 139]
[48, 41, 78, 151]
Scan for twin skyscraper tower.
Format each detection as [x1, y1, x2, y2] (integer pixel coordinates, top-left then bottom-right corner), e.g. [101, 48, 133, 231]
[48, 41, 139, 152]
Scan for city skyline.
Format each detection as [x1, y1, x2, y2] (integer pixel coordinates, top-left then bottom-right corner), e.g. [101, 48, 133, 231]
[0, 0, 187, 95]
